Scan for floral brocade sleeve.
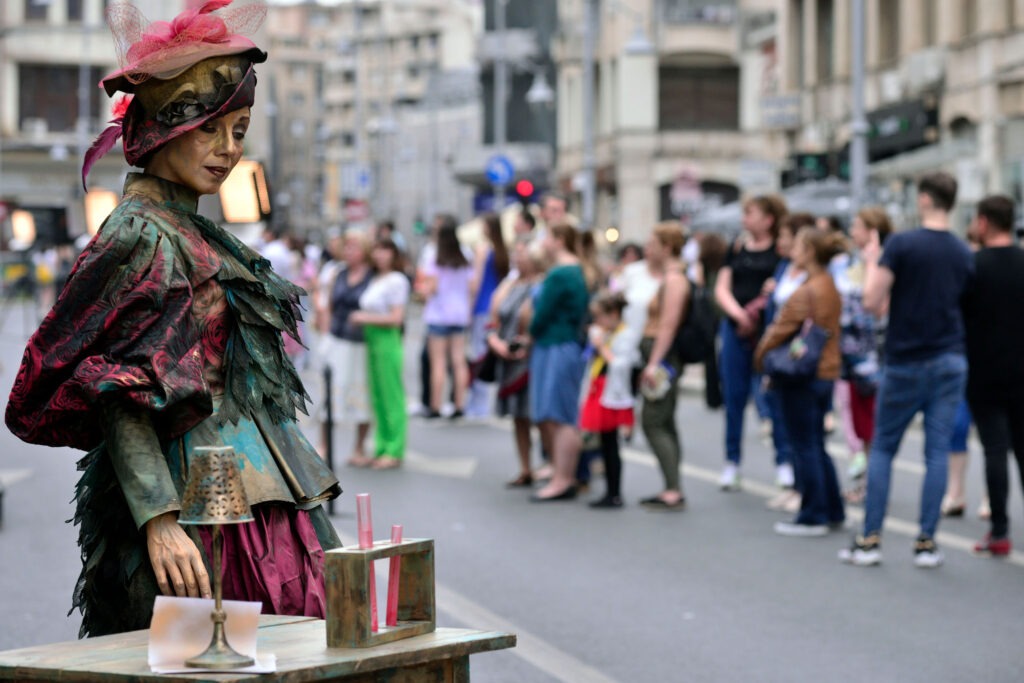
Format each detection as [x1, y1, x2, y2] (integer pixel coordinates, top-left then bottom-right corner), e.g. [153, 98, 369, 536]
[5, 204, 212, 451]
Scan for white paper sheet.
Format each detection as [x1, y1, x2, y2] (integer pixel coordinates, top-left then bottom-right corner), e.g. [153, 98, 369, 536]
[148, 596, 276, 673]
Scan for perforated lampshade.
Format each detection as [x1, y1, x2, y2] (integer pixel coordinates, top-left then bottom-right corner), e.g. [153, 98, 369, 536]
[178, 446, 254, 525]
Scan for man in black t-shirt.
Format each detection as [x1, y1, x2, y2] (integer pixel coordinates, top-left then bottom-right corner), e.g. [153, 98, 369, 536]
[962, 195, 1024, 557]
[840, 172, 973, 568]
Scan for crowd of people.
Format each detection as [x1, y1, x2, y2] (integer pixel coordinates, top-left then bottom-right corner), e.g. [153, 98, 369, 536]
[307, 172, 1024, 568]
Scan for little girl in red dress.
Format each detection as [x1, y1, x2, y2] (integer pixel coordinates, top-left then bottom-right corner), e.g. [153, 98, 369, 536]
[580, 292, 640, 508]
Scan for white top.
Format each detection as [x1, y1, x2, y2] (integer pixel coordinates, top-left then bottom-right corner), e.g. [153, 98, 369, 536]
[359, 272, 410, 314]
[598, 325, 642, 410]
[615, 260, 662, 345]
[772, 263, 807, 311]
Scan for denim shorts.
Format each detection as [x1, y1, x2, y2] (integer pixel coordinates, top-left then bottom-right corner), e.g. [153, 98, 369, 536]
[427, 324, 466, 337]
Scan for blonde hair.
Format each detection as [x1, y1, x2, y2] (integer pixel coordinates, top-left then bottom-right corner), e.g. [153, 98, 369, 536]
[653, 220, 686, 257]
[344, 229, 373, 259]
[796, 227, 846, 266]
[856, 206, 894, 242]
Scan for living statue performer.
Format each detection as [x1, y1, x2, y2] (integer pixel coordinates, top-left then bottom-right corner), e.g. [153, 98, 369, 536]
[5, 0, 341, 637]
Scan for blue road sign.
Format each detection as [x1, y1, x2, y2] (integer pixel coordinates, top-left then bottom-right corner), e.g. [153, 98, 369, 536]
[485, 155, 515, 186]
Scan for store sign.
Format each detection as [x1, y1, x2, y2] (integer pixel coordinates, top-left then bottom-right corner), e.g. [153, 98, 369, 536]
[760, 93, 801, 130]
[867, 98, 939, 161]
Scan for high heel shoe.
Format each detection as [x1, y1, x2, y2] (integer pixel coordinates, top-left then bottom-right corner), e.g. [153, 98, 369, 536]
[941, 497, 966, 517]
[530, 485, 577, 502]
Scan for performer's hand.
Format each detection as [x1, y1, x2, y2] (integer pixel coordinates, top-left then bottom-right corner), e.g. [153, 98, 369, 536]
[145, 512, 212, 599]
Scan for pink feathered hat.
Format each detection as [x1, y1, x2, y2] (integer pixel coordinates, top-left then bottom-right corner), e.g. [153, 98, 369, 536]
[83, 1, 267, 188]
[100, 0, 267, 96]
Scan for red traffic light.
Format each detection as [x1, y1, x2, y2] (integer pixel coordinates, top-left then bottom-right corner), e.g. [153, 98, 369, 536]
[515, 179, 535, 198]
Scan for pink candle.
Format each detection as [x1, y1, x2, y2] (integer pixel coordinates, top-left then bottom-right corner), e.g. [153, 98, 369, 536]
[355, 494, 378, 631]
[385, 525, 403, 627]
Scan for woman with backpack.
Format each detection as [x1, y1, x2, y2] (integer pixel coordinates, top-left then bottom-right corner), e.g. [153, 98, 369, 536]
[638, 222, 690, 510]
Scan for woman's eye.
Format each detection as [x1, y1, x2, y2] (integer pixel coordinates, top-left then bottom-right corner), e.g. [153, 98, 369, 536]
[234, 131, 246, 141]
[200, 124, 216, 133]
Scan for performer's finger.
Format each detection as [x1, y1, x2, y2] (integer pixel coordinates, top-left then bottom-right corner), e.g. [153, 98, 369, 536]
[153, 561, 172, 596]
[179, 558, 200, 598]
[167, 563, 188, 597]
[191, 553, 212, 600]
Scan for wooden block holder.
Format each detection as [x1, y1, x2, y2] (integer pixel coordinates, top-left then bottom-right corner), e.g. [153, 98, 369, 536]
[325, 538, 436, 649]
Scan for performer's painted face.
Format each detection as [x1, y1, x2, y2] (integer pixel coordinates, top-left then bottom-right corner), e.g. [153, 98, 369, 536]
[146, 107, 250, 195]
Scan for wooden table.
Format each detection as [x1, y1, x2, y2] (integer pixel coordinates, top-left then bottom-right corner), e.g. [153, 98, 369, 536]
[0, 616, 516, 682]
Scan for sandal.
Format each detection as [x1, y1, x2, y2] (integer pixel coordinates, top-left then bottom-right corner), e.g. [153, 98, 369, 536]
[843, 484, 866, 505]
[371, 456, 402, 470]
[347, 454, 373, 468]
[505, 473, 533, 488]
[639, 495, 686, 511]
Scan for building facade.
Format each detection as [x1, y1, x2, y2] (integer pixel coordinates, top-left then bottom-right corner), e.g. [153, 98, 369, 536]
[778, 0, 1024, 226]
[553, 0, 789, 242]
[274, 0, 482, 235]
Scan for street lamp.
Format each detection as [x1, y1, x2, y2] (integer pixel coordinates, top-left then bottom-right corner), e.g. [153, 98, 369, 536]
[525, 69, 554, 108]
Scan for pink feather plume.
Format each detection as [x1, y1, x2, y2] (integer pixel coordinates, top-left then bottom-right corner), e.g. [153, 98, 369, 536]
[82, 95, 133, 191]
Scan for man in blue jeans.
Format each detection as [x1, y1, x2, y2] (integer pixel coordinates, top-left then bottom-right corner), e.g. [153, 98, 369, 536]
[839, 172, 974, 568]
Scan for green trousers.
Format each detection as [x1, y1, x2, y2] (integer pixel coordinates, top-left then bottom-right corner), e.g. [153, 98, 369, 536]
[364, 325, 407, 458]
[640, 337, 683, 491]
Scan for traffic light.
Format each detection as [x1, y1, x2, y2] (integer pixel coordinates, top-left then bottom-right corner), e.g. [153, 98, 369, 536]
[514, 179, 537, 204]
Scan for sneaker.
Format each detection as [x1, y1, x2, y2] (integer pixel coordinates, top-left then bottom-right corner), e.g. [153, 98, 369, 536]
[973, 533, 1012, 557]
[775, 463, 795, 489]
[719, 464, 741, 491]
[774, 521, 828, 537]
[847, 450, 868, 479]
[913, 535, 944, 568]
[838, 534, 882, 566]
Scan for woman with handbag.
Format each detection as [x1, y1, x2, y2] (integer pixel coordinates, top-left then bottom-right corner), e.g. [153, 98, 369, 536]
[713, 195, 785, 490]
[755, 228, 846, 537]
[488, 237, 545, 487]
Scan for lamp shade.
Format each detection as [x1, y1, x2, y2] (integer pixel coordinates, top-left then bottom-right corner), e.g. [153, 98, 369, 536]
[179, 446, 254, 525]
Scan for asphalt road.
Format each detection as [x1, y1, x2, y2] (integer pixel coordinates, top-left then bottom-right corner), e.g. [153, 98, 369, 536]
[1, 302, 1022, 682]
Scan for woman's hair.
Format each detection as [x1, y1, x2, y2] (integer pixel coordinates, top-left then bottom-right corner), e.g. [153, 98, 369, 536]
[590, 290, 628, 317]
[781, 212, 816, 236]
[697, 232, 728, 277]
[436, 222, 469, 268]
[617, 242, 643, 263]
[856, 206, 894, 244]
[796, 227, 846, 267]
[482, 212, 510, 279]
[374, 238, 406, 273]
[344, 229, 372, 260]
[653, 221, 686, 257]
[549, 223, 578, 255]
[744, 195, 788, 239]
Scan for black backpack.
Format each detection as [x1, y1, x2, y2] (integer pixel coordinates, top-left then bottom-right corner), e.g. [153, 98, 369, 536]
[672, 279, 717, 365]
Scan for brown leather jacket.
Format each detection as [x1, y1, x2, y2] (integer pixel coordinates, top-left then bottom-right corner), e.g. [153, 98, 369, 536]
[754, 272, 841, 380]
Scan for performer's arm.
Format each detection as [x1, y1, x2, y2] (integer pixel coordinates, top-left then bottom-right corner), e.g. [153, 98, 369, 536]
[102, 401, 211, 599]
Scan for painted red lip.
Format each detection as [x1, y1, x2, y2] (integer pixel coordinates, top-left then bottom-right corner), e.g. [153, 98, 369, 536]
[206, 166, 228, 179]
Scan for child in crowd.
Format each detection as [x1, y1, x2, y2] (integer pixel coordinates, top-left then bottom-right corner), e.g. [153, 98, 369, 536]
[579, 292, 639, 508]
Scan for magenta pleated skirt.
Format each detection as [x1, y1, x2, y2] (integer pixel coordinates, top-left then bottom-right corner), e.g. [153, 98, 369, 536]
[198, 504, 327, 618]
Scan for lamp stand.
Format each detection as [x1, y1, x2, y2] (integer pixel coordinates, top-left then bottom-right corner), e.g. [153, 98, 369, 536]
[186, 525, 254, 669]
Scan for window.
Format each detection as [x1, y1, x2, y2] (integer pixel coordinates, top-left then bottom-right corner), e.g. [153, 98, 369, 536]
[25, 0, 48, 21]
[815, 0, 833, 81]
[962, 0, 977, 39]
[67, 0, 84, 21]
[923, 6, 938, 46]
[19, 64, 103, 133]
[878, 0, 899, 64]
[659, 66, 739, 130]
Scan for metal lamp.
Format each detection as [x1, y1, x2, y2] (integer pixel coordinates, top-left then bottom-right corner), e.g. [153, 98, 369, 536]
[178, 446, 255, 669]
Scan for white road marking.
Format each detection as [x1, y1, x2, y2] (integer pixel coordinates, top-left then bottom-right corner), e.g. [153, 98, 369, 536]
[620, 445, 1024, 567]
[403, 449, 478, 479]
[335, 531, 619, 683]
